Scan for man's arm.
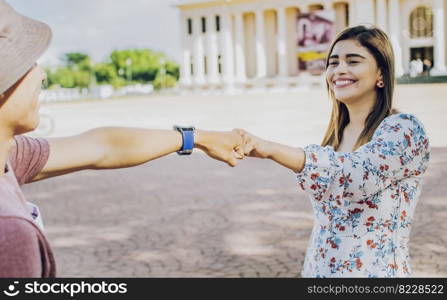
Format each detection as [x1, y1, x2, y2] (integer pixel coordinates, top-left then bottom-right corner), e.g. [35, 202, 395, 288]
[31, 127, 243, 182]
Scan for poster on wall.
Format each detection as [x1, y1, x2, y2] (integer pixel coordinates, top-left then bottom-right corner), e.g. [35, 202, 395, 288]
[297, 10, 335, 74]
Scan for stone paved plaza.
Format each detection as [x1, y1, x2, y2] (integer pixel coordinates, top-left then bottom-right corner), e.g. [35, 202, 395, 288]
[22, 84, 447, 277]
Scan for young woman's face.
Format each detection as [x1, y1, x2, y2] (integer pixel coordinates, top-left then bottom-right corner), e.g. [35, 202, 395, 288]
[326, 39, 382, 105]
[0, 64, 46, 134]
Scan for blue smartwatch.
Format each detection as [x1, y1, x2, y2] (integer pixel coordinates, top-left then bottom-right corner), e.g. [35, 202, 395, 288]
[173, 125, 195, 155]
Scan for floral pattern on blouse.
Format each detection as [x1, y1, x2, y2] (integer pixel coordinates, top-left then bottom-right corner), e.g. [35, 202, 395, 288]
[296, 113, 430, 277]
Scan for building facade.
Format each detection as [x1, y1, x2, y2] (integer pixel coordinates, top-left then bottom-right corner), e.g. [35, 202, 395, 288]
[177, 0, 447, 91]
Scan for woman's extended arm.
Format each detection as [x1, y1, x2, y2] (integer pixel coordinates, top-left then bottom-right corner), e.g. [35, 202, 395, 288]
[235, 129, 306, 173]
[236, 114, 430, 202]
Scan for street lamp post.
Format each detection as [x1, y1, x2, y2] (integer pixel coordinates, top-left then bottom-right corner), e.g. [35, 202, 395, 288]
[159, 58, 166, 89]
[125, 57, 132, 82]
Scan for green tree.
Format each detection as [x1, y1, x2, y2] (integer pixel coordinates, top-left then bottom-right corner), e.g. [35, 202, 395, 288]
[164, 60, 180, 79]
[46, 67, 91, 89]
[65, 52, 92, 71]
[110, 49, 164, 83]
[73, 70, 92, 89]
[110, 77, 127, 89]
[153, 74, 177, 90]
[94, 63, 117, 85]
[44, 49, 179, 90]
[47, 67, 75, 88]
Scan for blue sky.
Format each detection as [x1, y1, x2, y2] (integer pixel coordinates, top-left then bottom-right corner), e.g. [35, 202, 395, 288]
[11, 0, 182, 66]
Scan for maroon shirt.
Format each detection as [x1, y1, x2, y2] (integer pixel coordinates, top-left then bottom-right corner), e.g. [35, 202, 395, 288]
[0, 135, 55, 277]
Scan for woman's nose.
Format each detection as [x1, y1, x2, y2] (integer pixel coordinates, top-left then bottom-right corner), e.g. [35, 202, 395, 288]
[334, 61, 348, 74]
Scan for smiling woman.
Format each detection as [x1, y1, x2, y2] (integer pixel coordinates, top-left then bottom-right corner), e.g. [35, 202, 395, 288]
[235, 25, 430, 277]
[323, 26, 398, 152]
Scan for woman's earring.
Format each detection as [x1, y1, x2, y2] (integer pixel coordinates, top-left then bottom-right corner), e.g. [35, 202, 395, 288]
[377, 81, 384, 88]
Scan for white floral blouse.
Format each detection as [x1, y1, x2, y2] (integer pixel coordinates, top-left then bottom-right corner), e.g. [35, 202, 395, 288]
[296, 113, 430, 277]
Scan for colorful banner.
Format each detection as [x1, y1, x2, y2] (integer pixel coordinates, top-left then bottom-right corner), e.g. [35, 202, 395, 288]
[297, 10, 335, 74]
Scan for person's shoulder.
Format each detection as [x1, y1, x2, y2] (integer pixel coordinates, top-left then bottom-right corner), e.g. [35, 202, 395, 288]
[378, 113, 427, 139]
[0, 217, 43, 277]
[382, 113, 424, 127]
[0, 217, 40, 252]
[9, 135, 50, 185]
[373, 113, 425, 137]
[0, 216, 38, 241]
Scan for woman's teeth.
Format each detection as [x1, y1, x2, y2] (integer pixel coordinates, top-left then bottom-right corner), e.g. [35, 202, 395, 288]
[334, 80, 356, 87]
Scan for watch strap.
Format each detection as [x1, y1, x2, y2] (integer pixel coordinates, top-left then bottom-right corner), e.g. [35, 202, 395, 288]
[174, 125, 195, 155]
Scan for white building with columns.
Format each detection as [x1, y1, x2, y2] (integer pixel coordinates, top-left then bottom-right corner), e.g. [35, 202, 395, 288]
[177, 0, 447, 91]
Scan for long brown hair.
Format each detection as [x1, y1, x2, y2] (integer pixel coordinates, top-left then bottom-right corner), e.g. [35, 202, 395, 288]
[321, 25, 399, 151]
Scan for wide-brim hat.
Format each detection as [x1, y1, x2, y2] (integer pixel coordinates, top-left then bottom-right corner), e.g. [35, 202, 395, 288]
[0, 0, 52, 94]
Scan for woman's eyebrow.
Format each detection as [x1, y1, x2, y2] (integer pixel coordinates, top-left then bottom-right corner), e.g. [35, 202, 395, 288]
[328, 53, 366, 59]
[346, 53, 366, 59]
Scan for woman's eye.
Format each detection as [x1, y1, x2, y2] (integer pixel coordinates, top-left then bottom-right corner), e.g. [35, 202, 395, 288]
[348, 61, 359, 64]
[328, 61, 338, 66]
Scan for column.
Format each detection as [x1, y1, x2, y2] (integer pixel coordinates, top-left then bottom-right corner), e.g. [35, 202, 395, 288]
[221, 11, 235, 86]
[265, 10, 277, 77]
[348, 0, 356, 26]
[433, 0, 446, 73]
[277, 6, 288, 77]
[388, 0, 404, 77]
[244, 13, 257, 78]
[286, 7, 298, 76]
[255, 9, 267, 77]
[193, 16, 205, 84]
[334, 3, 348, 34]
[376, 0, 387, 32]
[234, 12, 246, 82]
[180, 15, 192, 85]
[361, 0, 375, 24]
[206, 14, 219, 84]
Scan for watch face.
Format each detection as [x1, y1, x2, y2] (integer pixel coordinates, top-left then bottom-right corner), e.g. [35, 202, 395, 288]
[173, 125, 195, 131]
[177, 149, 193, 155]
